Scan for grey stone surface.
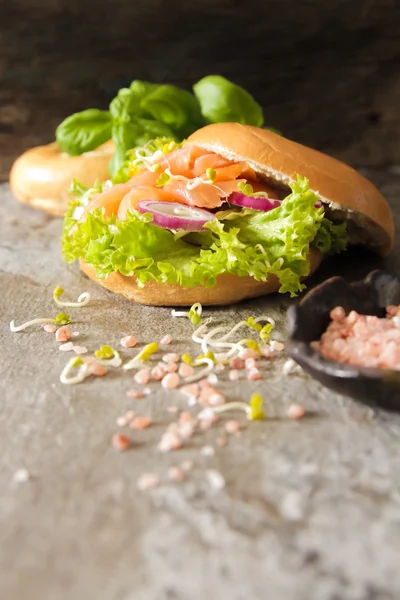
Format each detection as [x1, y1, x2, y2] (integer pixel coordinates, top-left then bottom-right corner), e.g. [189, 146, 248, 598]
[1, 172, 400, 600]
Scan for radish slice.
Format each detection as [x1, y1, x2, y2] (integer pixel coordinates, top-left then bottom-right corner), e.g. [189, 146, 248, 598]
[228, 192, 281, 212]
[137, 201, 216, 231]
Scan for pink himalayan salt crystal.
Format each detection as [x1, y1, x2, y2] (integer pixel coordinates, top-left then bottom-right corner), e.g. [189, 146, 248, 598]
[209, 392, 226, 406]
[216, 436, 227, 447]
[167, 406, 179, 413]
[158, 430, 183, 452]
[55, 326, 71, 343]
[178, 421, 196, 439]
[270, 340, 285, 352]
[120, 335, 137, 348]
[168, 466, 185, 481]
[161, 372, 180, 389]
[134, 368, 150, 385]
[167, 361, 178, 373]
[137, 473, 160, 491]
[126, 388, 143, 399]
[59, 342, 74, 352]
[83, 357, 107, 376]
[181, 460, 194, 471]
[160, 334, 172, 345]
[229, 369, 239, 381]
[199, 418, 216, 431]
[162, 353, 180, 363]
[151, 364, 167, 381]
[43, 323, 57, 333]
[229, 357, 245, 370]
[330, 306, 346, 321]
[225, 420, 241, 434]
[129, 415, 152, 430]
[199, 385, 219, 405]
[180, 383, 199, 397]
[116, 410, 135, 427]
[287, 403, 306, 420]
[239, 348, 259, 360]
[261, 346, 273, 359]
[72, 345, 88, 355]
[200, 445, 215, 457]
[179, 411, 194, 424]
[245, 357, 257, 370]
[112, 433, 131, 451]
[248, 367, 261, 381]
[178, 362, 194, 378]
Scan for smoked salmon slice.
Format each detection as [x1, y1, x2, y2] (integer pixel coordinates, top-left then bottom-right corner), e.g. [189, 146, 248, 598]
[117, 186, 177, 220]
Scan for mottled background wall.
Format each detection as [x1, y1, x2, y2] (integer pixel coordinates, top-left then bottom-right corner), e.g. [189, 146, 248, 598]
[0, 0, 399, 179]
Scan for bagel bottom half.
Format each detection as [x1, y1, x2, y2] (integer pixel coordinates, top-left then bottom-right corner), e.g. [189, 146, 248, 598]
[79, 249, 322, 306]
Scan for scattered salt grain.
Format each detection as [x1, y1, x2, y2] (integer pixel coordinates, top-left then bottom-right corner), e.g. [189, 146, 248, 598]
[270, 340, 285, 352]
[129, 415, 152, 430]
[13, 468, 30, 483]
[142, 387, 151, 396]
[197, 407, 215, 421]
[126, 389, 143, 399]
[160, 335, 172, 345]
[209, 392, 226, 406]
[247, 367, 261, 381]
[112, 433, 131, 451]
[181, 460, 194, 471]
[230, 357, 244, 370]
[137, 473, 160, 491]
[201, 445, 215, 457]
[167, 406, 179, 413]
[120, 335, 137, 348]
[55, 326, 71, 343]
[206, 469, 225, 491]
[178, 363, 194, 378]
[225, 420, 241, 434]
[187, 396, 197, 407]
[134, 368, 150, 385]
[216, 437, 227, 448]
[282, 359, 297, 375]
[163, 353, 180, 363]
[229, 369, 239, 381]
[239, 348, 259, 360]
[167, 361, 178, 373]
[151, 365, 167, 381]
[199, 418, 216, 430]
[168, 466, 185, 481]
[179, 421, 196, 439]
[245, 358, 256, 370]
[179, 383, 199, 399]
[161, 372, 180, 389]
[59, 342, 74, 352]
[287, 403, 306, 420]
[158, 430, 183, 453]
[261, 346, 273, 359]
[72, 331, 80, 337]
[72, 345, 88, 355]
[207, 373, 219, 385]
[43, 323, 57, 333]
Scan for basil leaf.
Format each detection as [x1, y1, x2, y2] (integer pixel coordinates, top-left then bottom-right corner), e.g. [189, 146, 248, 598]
[193, 75, 264, 127]
[141, 85, 204, 137]
[56, 109, 112, 156]
[110, 81, 161, 122]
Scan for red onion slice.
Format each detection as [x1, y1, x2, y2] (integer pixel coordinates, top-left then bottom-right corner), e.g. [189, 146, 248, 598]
[137, 201, 216, 231]
[228, 192, 281, 212]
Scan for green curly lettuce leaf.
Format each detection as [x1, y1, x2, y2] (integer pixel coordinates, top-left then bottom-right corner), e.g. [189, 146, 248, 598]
[62, 176, 347, 296]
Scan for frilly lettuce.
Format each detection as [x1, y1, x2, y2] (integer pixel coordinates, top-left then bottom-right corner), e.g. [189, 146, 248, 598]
[62, 176, 347, 296]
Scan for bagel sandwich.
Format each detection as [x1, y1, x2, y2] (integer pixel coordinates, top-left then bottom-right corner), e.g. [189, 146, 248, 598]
[61, 123, 394, 306]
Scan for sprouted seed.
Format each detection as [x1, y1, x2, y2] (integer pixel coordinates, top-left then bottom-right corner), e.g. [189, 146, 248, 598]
[53, 286, 90, 308]
[10, 313, 71, 332]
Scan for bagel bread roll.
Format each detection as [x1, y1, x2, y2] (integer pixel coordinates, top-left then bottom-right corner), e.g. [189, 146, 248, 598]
[10, 139, 114, 217]
[80, 249, 322, 306]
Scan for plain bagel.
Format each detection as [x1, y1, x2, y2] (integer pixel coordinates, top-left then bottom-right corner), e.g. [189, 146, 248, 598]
[10, 139, 114, 217]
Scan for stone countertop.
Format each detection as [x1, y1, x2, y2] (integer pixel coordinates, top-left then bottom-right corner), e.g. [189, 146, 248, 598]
[1, 171, 400, 600]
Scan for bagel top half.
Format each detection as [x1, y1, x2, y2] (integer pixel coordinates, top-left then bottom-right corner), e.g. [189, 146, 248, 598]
[188, 123, 394, 257]
[10, 139, 114, 217]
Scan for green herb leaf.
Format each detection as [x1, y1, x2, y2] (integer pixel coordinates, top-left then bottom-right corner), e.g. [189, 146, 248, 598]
[193, 75, 264, 127]
[56, 109, 112, 156]
[141, 85, 205, 137]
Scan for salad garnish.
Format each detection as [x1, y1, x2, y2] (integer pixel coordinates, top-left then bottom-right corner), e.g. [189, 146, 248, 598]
[53, 285, 91, 308]
[10, 312, 71, 332]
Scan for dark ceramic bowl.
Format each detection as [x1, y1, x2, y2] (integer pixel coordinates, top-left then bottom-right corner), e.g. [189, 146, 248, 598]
[286, 270, 400, 411]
